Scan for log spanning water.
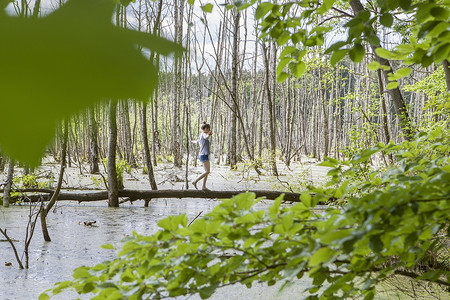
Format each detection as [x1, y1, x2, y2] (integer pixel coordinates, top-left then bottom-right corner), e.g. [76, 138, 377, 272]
[1, 188, 305, 206]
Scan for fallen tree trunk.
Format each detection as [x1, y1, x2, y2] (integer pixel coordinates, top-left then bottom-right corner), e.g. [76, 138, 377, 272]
[0, 188, 305, 206]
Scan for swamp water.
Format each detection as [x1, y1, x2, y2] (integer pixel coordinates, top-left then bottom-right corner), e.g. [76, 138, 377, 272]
[0, 161, 327, 300]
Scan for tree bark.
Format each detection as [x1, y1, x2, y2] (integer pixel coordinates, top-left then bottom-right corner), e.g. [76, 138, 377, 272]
[443, 59, 450, 91]
[140, 102, 158, 190]
[40, 119, 68, 242]
[9, 189, 307, 205]
[262, 42, 278, 176]
[32, 0, 40, 17]
[172, 0, 184, 168]
[229, 9, 240, 169]
[121, 100, 137, 168]
[108, 100, 119, 207]
[3, 158, 14, 208]
[88, 107, 100, 174]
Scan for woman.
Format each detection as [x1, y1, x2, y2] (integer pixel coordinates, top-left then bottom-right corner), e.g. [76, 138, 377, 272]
[192, 122, 212, 191]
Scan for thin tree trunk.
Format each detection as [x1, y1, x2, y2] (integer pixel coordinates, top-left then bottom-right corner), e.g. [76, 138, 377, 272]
[32, 0, 40, 17]
[229, 9, 239, 169]
[121, 101, 137, 168]
[88, 107, 100, 173]
[108, 100, 119, 207]
[40, 119, 68, 242]
[140, 102, 158, 190]
[262, 42, 278, 176]
[3, 158, 14, 208]
[443, 59, 450, 91]
[172, 0, 184, 168]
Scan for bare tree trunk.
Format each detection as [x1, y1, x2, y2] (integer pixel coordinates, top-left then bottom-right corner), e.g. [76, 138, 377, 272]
[121, 101, 137, 168]
[377, 69, 393, 146]
[229, 9, 239, 169]
[172, 0, 184, 168]
[32, 0, 41, 17]
[140, 102, 158, 190]
[0, 151, 5, 172]
[262, 42, 278, 176]
[3, 158, 14, 208]
[108, 100, 119, 207]
[88, 107, 100, 173]
[319, 66, 329, 157]
[443, 59, 450, 91]
[41, 119, 68, 242]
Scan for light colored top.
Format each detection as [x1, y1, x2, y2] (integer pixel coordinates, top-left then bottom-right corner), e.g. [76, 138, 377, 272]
[197, 132, 210, 156]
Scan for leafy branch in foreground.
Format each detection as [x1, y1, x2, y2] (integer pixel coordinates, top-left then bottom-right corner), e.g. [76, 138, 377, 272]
[41, 124, 450, 300]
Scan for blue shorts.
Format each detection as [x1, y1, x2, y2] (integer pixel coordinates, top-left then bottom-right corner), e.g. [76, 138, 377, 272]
[199, 154, 209, 162]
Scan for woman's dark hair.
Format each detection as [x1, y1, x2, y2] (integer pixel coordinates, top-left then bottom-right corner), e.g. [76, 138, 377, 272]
[201, 121, 210, 130]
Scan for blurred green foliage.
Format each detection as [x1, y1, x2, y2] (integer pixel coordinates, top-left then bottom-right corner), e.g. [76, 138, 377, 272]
[0, 0, 182, 166]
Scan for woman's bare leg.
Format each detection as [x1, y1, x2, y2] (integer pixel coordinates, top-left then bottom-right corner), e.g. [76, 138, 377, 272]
[201, 160, 210, 190]
[192, 160, 211, 190]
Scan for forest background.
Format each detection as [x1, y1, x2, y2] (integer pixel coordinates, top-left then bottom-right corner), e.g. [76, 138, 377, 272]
[0, 0, 449, 299]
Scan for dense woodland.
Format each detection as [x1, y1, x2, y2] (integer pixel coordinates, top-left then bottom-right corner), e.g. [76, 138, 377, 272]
[1, 0, 449, 299]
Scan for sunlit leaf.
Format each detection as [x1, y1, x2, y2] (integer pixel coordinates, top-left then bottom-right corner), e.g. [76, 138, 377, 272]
[202, 3, 213, 13]
[308, 247, 334, 266]
[393, 67, 412, 79]
[101, 244, 114, 250]
[375, 47, 393, 59]
[386, 81, 399, 89]
[367, 61, 381, 70]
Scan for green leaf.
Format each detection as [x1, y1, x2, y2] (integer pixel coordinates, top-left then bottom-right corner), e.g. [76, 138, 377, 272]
[367, 61, 381, 70]
[0, 0, 183, 166]
[308, 247, 334, 266]
[269, 196, 282, 219]
[428, 22, 449, 38]
[393, 67, 412, 79]
[380, 13, 393, 27]
[430, 7, 450, 20]
[433, 43, 450, 63]
[386, 81, 399, 89]
[277, 72, 290, 83]
[73, 267, 91, 279]
[291, 61, 306, 77]
[399, 0, 411, 10]
[300, 193, 312, 207]
[325, 41, 347, 54]
[375, 47, 393, 59]
[188, 0, 195, 5]
[316, 0, 336, 14]
[369, 235, 383, 253]
[38, 294, 50, 300]
[202, 3, 213, 13]
[101, 244, 114, 250]
[416, 3, 434, 23]
[199, 284, 218, 299]
[349, 43, 365, 62]
[330, 49, 348, 66]
[276, 57, 290, 75]
[255, 2, 273, 19]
